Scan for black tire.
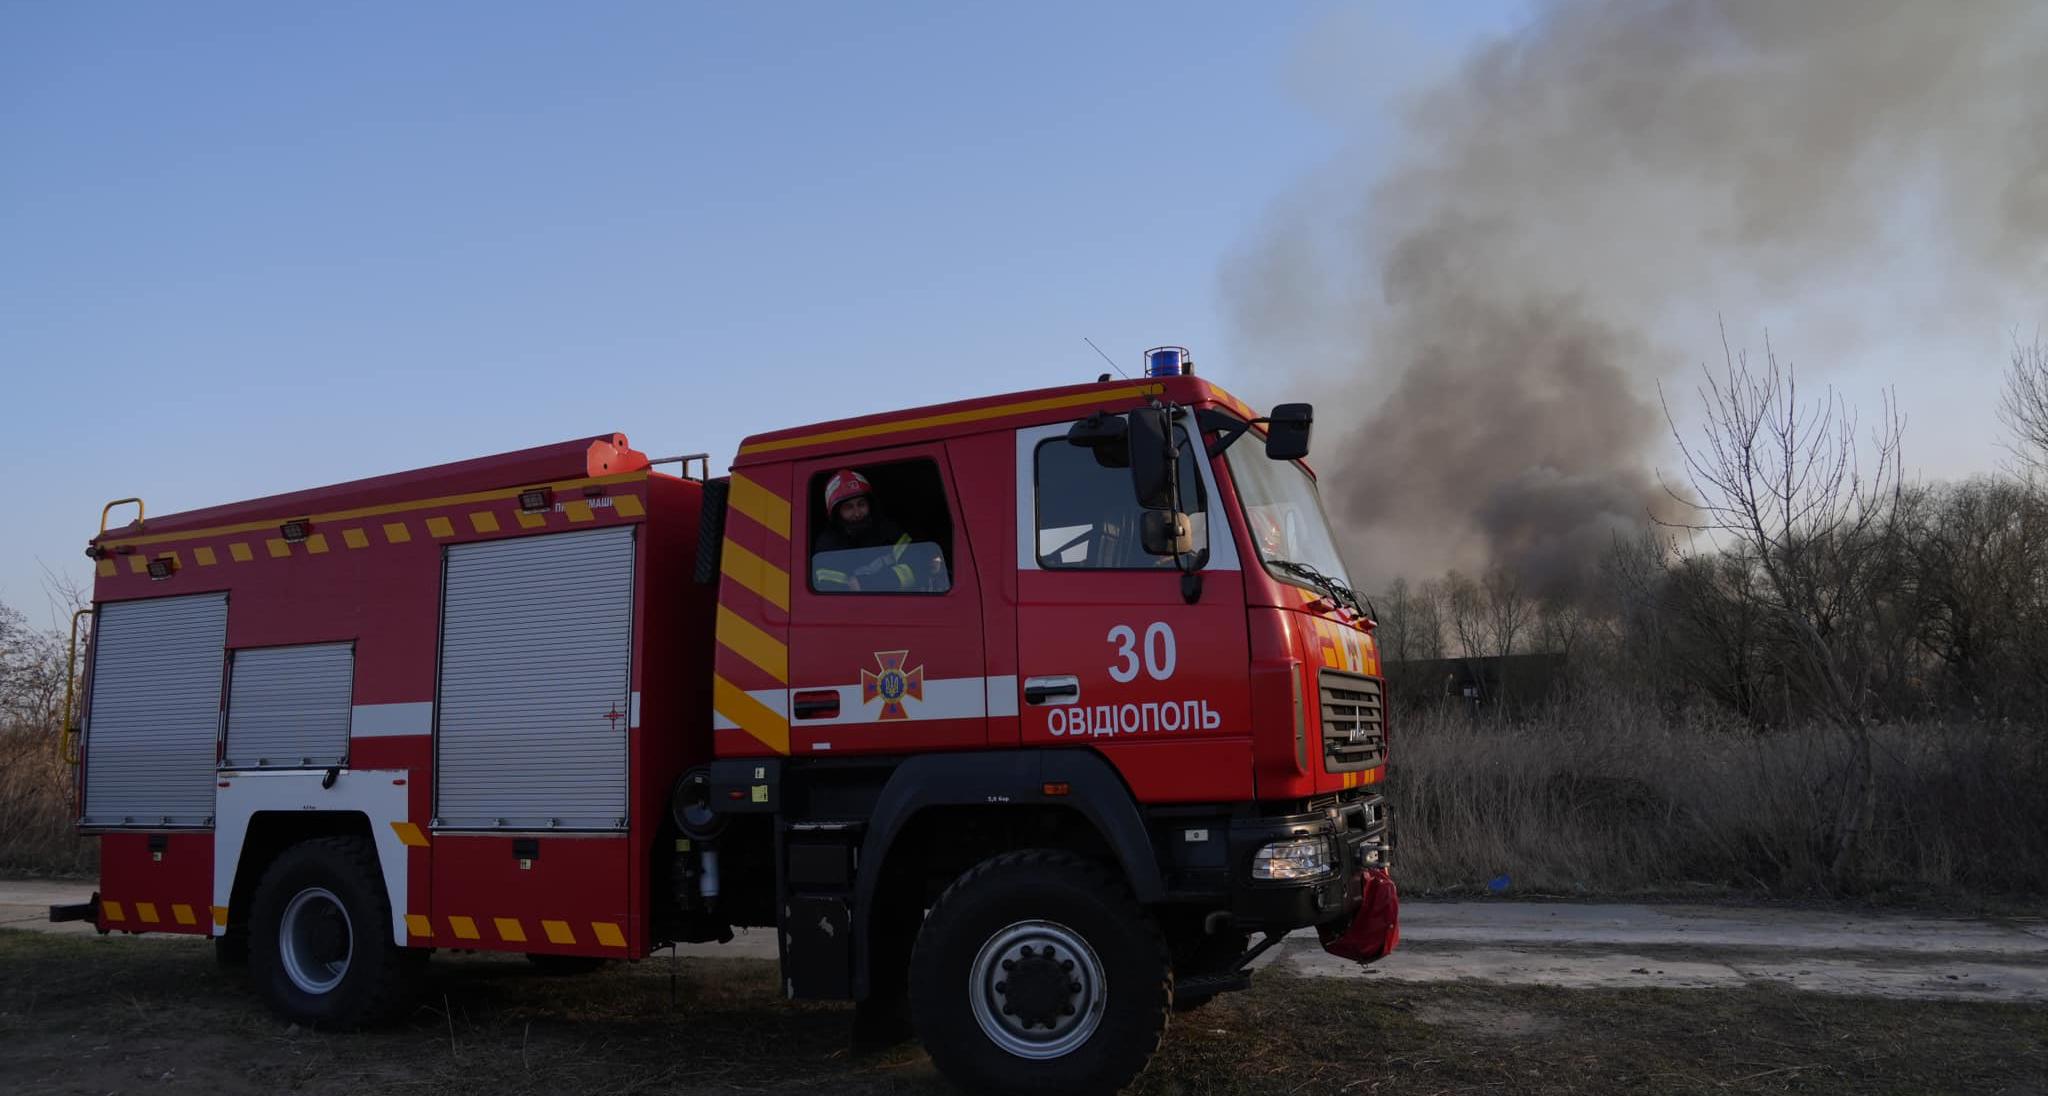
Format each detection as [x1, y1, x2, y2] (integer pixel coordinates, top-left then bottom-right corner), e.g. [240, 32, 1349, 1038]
[248, 835, 422, 1028]
[909, 850, 1170, 1096]
[524, 954, 610, 976]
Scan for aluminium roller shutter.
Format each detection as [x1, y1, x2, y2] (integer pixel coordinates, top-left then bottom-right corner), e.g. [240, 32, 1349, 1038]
[81, 593, 229, 827]
[223, 643, 354, 768]
[434, 526, 635, 830]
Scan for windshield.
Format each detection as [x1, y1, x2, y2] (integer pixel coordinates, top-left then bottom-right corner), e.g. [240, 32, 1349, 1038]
[1224, 447, 1353, 590]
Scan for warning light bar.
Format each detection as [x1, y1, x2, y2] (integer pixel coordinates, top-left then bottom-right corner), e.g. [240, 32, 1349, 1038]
[1144, 346, 1191, 377]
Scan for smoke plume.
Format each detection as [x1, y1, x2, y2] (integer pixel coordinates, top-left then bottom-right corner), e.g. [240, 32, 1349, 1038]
[1231, 0, 2048, 600]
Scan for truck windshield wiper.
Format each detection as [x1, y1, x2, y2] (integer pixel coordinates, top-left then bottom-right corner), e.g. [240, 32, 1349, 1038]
[1267, 558, 1367, 618]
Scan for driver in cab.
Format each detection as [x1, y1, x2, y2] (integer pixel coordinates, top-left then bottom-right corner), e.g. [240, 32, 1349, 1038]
[811, 469, 941, 592]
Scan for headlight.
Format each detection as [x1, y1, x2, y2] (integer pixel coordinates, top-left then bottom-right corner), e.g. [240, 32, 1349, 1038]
[1251, 836, 1333, 880]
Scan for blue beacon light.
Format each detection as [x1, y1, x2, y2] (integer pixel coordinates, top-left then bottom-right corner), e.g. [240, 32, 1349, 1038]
[1144, 346, 1191, 377]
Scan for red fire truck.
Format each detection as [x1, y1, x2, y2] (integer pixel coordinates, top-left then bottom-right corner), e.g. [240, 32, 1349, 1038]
[56, 360, 1396, 1095]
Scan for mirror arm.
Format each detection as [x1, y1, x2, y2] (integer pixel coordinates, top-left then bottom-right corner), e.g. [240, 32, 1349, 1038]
[1199, 408, 1270, 459]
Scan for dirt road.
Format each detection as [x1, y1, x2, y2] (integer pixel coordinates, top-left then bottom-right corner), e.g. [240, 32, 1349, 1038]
[8, 878, 2044, 1002]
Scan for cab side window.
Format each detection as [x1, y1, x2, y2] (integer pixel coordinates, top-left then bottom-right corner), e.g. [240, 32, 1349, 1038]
[1034, 427, 1207, 569]
[808, 459, 954, 594]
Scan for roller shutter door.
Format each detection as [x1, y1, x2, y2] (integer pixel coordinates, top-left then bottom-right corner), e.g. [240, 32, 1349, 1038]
[81, 593, 228, 827]
[223, 643, 354, 768]
[435, 527, 635, 830]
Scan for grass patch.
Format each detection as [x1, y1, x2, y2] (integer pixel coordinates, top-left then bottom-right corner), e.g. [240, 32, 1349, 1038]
[2, 929, 2041, 1095]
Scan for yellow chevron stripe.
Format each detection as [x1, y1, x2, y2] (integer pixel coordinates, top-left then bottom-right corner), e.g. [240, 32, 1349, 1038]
[406, 913, 433, 938]
[719, 539, 790, 612]
[172, 904, 197, 925]
[449, 915, 480, 940]
[715, 606, 787, 683]
[390, 821, 429, 847]
[713, 673, 789, 755]
[102, 900, 124, 922]
[738, 384, 1162, 456]
[592, 921, 626, 948]
[494, 917, 527, 943]
[726, 473, 790, 539]
[542, 919, 577, 945]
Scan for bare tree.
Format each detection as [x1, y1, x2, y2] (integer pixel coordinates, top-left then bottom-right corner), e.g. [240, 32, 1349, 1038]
[1410, 579, 1447, 661]
[1377, 578, 1417, 665]
[1662, 330, 1904, 884]
[1480, 564, 1533, 661]
[1443, 571, 1487, 660]
[1999, 334, 2048, 474]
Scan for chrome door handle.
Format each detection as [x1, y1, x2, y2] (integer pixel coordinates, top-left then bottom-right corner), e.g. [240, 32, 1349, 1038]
[1023, 676, 1080, 705]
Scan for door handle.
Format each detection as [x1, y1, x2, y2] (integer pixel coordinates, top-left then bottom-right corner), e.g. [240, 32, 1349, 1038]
[793, 690, 840, 720]
[1023, 676, 1080, 705]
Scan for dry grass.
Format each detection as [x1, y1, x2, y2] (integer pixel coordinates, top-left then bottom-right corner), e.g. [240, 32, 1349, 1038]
[1386, 693, 2048, 899]
[2, 931, 2043, 1096]
[0, 728, 95, 878]
[7, 694, 2046, 901]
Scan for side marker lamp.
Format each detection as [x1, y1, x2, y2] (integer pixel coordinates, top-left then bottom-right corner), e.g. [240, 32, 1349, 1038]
[146, 557, 176, 581]
[279, 519, 312, 543]
[518, 487, 553, 512]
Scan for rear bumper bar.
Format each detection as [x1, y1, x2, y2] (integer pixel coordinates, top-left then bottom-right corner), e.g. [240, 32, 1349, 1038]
[48, 894, 98, 923]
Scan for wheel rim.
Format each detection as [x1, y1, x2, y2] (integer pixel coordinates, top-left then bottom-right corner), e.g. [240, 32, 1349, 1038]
[279, 886, 353, 995]
[968, 919, 1107, 1060]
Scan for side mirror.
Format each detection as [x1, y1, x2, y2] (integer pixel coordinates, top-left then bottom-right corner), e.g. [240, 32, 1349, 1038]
[1127, 406, 1176, 510]
[1066, 412, 1129, 468]
[1264, 402, 1313, 461]
[1140, 509, 1194, 556]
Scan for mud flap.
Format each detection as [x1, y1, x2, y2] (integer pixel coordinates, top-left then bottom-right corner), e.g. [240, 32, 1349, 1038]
[1317, 868, 1399, 963]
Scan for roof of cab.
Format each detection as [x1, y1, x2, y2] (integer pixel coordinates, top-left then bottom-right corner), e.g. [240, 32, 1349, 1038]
[731, 374, 1258, 468]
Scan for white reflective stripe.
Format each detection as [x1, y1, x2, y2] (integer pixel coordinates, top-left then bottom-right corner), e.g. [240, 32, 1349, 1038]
[630, 691, 642, 729]
[214, 769, 411, 944]
[986, 675, 1019, 717]
[742, 689, 790, 717]
[712, 710, 739, 731]
[779, 677, 986, 726]
[350, 702, 434, 738]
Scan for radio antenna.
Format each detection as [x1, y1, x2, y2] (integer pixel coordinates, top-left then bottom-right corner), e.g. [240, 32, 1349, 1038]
[1083, 337, 1130, 380]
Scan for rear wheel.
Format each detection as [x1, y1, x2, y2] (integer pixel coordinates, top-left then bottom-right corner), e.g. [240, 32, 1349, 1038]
[248, 836, 422, 1028]
[909, 850, 1170, 1096]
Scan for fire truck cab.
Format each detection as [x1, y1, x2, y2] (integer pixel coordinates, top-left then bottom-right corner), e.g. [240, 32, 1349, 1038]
[63, 364, 1395, 1096]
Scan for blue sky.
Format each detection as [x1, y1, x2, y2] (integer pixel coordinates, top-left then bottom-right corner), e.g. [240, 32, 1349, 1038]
[1, 2, 1528, 611]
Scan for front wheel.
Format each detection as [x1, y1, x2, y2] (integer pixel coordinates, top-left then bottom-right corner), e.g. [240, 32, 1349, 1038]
[909, 850, 1170, 1096]
[248, 836, 422, 1028]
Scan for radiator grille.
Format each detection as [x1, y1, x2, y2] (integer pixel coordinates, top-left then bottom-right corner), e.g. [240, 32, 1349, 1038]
[1320, 670, 1386, 772]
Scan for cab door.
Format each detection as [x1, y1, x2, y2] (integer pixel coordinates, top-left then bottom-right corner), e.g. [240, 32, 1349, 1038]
[784, 443, 987, 755]
[1014, 419, 1255, 803]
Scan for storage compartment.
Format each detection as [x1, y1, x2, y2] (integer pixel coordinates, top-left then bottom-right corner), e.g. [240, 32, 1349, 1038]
[223, 642, 353, 768]
[82, 593, 229, 828]
[435, 527, 636, 830]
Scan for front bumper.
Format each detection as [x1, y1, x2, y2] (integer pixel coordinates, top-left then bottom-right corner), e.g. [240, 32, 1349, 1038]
[1217, 792, 1397, 963]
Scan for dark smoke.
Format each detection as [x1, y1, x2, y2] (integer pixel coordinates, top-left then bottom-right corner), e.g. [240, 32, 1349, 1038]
[1231, 0, 2048, 599]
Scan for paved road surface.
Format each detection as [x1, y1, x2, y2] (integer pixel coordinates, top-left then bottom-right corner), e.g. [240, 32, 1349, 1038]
[7, 879, 2044, 1003]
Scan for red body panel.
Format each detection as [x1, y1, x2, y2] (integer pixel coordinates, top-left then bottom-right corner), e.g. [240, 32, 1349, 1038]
[426, 834, 634, 955]
[97, 832, 212, 935]
[81, 435, 714, 957]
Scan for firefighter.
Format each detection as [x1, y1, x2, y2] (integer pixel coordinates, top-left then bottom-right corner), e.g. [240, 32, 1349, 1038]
[812, 468, 925, 591]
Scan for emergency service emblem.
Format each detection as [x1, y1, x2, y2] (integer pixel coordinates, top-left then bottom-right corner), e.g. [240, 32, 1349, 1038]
[861, 650, 924, 720]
